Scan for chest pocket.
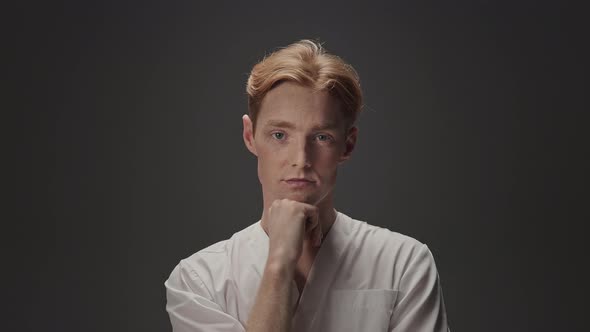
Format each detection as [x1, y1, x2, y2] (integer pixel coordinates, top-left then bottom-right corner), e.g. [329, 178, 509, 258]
[313, 289, 398, 332]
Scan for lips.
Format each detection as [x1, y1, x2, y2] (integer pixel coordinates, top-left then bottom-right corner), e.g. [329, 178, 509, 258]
[285, 178, 315, 182]
[283, 178, 315, 187]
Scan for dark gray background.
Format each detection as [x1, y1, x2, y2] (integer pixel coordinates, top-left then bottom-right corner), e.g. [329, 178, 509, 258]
[15, 1, 588, 331]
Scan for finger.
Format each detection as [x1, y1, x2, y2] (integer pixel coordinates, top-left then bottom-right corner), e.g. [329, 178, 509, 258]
[302, 205, 319, 228]
[311, 220, 323, 247]
[303, 207, 321, 247]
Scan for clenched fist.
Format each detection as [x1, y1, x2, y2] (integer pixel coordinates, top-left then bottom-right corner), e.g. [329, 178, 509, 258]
[264, 199, 323, 268]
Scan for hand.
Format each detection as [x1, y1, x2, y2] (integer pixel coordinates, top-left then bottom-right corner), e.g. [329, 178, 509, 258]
[264, 199, 322, 268]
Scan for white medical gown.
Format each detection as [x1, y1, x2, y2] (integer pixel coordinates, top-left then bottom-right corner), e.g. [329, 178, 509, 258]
[165, 210, 450, 331]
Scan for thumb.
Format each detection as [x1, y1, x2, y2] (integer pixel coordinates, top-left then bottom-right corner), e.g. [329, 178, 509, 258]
[310, 219, 323, 248]
[303, 206, 322, 247]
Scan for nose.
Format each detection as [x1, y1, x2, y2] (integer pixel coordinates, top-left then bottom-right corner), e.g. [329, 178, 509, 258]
[290, 137, 312, 168]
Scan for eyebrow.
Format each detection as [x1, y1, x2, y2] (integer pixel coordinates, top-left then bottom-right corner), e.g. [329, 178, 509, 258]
[264, 120, 295, 129]
[263, 119, 340, 131]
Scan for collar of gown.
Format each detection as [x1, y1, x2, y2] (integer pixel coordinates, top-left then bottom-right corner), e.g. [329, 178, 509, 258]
[247, 209, 357, 331]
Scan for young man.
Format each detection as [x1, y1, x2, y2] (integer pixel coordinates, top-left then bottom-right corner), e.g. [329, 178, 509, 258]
[165, 40, 450, 332]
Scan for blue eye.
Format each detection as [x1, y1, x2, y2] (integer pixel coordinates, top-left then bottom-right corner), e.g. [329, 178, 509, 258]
[272, 132, 285, 140]
[316, 134, 331, 141]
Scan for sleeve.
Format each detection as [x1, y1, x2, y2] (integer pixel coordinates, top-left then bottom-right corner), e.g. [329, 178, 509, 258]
[165, 262, 246, 332]
[390, 244, 450, 332]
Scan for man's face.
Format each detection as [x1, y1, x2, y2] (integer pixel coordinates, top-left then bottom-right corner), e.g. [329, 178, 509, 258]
[243, 81, 357, 206]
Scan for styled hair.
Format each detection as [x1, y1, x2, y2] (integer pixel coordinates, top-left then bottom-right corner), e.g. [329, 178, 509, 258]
[246, 39, 363, 133]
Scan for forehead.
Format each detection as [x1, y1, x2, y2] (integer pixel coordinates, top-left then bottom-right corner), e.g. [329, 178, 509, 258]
[258, 81, 344, 127]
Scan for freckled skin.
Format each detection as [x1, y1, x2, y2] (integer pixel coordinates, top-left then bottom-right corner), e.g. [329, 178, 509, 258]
[242, 81, 358, 332]
[242, 81, 358, 221]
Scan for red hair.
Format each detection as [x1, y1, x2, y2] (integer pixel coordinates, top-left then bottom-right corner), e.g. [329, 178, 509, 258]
[246, 39, 363, 132]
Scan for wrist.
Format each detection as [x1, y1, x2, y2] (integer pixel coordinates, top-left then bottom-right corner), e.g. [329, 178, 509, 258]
[265, 256, 296, 277]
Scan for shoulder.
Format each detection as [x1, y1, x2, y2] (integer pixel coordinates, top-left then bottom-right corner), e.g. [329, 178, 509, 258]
[167, 222, 260, 292]
[345, 213, 427, 259]
[340, 212, 437, 282]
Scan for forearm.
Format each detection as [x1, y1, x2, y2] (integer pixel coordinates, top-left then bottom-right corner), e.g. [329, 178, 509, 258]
[246, 259, 295, 332]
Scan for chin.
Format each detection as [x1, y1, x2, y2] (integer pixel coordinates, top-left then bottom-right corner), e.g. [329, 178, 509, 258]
[284, 191, 327, 206]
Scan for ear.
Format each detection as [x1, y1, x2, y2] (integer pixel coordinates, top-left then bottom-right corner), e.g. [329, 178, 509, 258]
[338, 126, 358, 163]
[242, 114, 258, 156]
